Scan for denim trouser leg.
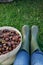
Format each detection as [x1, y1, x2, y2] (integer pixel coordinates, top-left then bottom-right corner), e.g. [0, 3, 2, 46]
[31, 50, 43, 65]
[13, 50, 29, 65]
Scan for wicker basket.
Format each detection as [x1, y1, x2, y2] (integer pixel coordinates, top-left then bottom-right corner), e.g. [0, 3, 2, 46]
[0, 26, 22, 65]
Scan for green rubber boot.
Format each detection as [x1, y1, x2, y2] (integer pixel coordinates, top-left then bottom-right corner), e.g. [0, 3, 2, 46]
[31, 25, 40, 54]
[22, 25, 29, 54]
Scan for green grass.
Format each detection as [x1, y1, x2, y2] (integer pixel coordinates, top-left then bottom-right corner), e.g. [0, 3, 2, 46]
[0, 0, 43, 49]
[0, 0, 43, 64]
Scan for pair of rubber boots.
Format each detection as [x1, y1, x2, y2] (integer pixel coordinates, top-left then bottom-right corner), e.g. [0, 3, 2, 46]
[13, 25, 40, 65]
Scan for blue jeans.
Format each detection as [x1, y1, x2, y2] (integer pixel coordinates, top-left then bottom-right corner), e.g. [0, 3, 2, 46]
[14, 50, 43, 65]
[31, 50, 43, 65]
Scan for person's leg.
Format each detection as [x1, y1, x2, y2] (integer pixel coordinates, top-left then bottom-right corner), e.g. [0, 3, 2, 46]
[31, 25, 40, 54]
[31, 25, 43, 65]
[31, 50, 43, 65]
[13, 25, 29, 65]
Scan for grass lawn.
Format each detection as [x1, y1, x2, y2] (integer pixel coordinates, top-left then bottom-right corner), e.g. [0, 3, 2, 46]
[0, 0, 43, 64]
